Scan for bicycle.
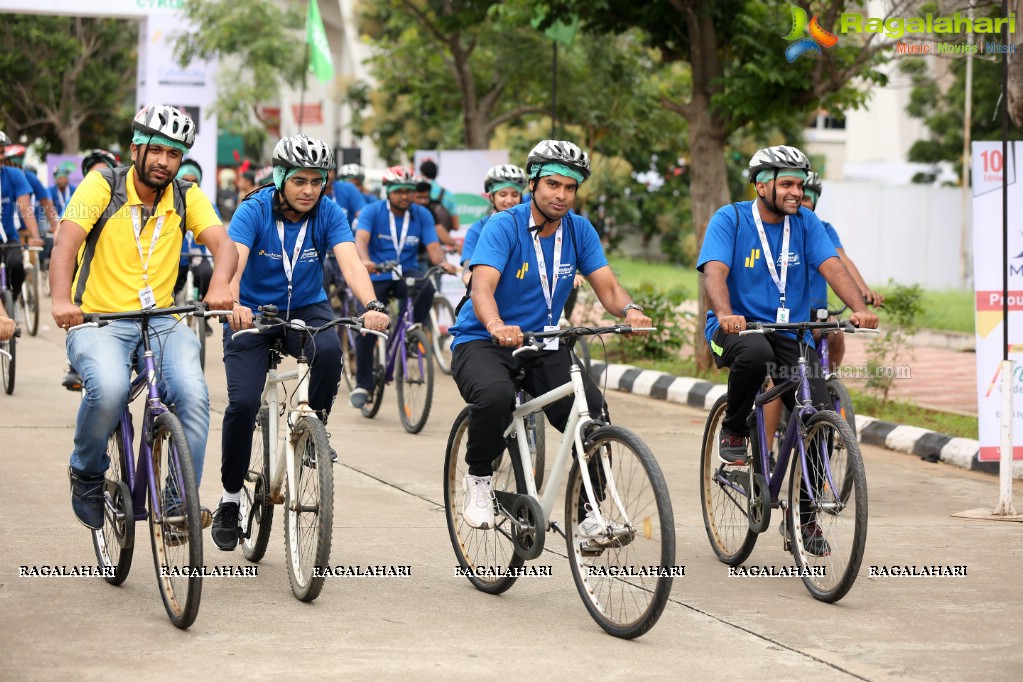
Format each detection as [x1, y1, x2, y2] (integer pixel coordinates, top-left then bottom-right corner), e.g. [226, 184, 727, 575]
[174, 255, 214, 370]
[79, 303, 230, 629]
[327, 281, 361, 394]
[699, 320, 877, 603]
[18, 245, 43, 337]
[235, 306, 385, 601]
[426, 268, 457, 375]
[443, 325, 675, 639]
[0, 242, 27, 394]
[359, 262, 438, 434]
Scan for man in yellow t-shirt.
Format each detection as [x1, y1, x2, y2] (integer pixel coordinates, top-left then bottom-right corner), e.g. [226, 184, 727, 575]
[50, 104, 238, 530]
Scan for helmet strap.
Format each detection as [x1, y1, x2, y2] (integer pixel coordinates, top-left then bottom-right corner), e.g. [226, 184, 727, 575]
[757, 169, 785, 219]
[528, 179, 557, 233]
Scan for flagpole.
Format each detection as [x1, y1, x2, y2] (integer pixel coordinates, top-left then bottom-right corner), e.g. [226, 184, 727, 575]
[298, 42, 310, 135]
[551, 41, 557, 139]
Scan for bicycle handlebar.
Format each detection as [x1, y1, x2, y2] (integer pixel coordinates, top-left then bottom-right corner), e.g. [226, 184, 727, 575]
[739, 320, 879, 336]
[69, 304, 231, 331]
[231, 308, 387, 341]
[511, 325, 656, 356]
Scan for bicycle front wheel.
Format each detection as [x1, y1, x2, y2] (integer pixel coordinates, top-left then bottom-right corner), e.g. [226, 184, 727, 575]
[430, 295, 456, 375]
[241, 407, 273, 562]
[1, 290, 15, 394]
[20, 263, 39, 336]
[700, 395, 757, 565]
[565, 425, 675, 639]
[396, 328, 434, 433]
[361, 341, 387, 419]
[786, 410, 867, 603]
[444, 406, 525, 595]
[92, 422, 135, 585]
[284, 416, 333, 602]
[340, 326, 357, 393]
[148, 412, 203, 629]
[189, 311, 206, 371]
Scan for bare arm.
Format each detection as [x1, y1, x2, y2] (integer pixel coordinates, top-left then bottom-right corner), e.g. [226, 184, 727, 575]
[819, 256, 878, 328]
[470, 265, 520, 346]
[355, 229, 377, 273]
[334, 242, 389, 329]
[40, 197, 60, 234]
[583, 264, 652, 330]
[702, 261, 748, 333]
[16, 195, 41, 244]
[426, 242, 456, 273]
[50, 220, 88, 328]
[226, 243, 251, 331]
[836, 247, 883, 306]
[194, 225, 237, 311]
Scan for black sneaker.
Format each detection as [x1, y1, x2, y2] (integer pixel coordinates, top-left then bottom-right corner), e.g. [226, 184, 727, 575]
[68, 468, 105, 530]
[718, 428, 748, 465]
[800, 520, 831, 557]
[211, 500, 241, 551]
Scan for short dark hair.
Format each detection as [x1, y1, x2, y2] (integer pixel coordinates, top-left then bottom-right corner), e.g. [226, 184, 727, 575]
[419, 159, 438, 179]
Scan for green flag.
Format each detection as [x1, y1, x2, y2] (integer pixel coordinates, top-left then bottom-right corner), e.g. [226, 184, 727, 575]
[306, 0, 335, 84]
[531, 13, 579, 46]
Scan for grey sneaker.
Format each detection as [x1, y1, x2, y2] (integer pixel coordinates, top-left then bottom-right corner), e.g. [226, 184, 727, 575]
[69, 468, 105, 530]
[718, 428, 748, 465]
[461, 474, 495, 529]
[349, 387, 369, 408]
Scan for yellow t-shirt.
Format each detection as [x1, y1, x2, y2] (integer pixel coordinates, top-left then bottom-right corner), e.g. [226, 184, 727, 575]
[64, 168, 220, 313]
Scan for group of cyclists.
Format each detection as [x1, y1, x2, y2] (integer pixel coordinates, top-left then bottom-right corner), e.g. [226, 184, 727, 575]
[3, 102, 882, 572]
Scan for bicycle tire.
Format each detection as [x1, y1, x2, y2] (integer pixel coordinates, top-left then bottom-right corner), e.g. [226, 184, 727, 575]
[92, 423, 135, 586]
[284, 416, 333, 602]
[1, 290, 15, 395]
[565, 425, 675, 639]
[786, 410, 867, 603]
[360, 341, 387, 419]
[396, 327, 434, 433]
[826, 378, 857, 503]
[429, 295, 456, 375]
[148, 412, 203, 629]
[444, 406, 525, 595]
[189, 310, 206, 371]
[340, 326, 357, 393]
[241, 407, 274, 562]
[699, 395, 758, 565]
[20, 263, 39, 336]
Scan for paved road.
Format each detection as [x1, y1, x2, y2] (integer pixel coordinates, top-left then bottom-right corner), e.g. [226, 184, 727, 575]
[1, 304, 1020, 680]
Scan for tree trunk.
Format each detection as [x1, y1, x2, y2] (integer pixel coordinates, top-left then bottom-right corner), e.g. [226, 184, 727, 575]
[463, 108, 490, 149]
[58, 124, 80, 154]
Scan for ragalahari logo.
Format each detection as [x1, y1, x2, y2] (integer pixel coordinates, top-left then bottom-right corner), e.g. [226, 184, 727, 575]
[783, 5, 839, 62]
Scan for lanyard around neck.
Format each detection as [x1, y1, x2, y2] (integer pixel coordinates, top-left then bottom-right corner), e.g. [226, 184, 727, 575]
[275, 217, 309, 312]
[130, 205, 166, 283]
[530, 219, 563, 325]
[750, 202, 790, 304]
[388, 208, 410, 278]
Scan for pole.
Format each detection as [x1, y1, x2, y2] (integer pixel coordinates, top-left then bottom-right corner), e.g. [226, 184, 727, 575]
[298, 42, 310, 135]
[995, 0, 1016, 516]
[551, 42, 557, 139]
[960, 4, 973, 289]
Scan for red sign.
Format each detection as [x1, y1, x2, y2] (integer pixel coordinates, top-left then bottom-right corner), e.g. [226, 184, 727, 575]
[291, 103, 323, 125]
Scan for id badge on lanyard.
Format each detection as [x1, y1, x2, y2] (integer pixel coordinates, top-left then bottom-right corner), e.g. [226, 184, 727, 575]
[131, 206, 165, 309]
[750, 204, 790, 324]
[389, 210, 409, 280]
[532, 224, 563, 349]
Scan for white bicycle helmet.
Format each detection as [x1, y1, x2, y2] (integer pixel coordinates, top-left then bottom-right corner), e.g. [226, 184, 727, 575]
[747, 145, 810, 183]
[339, 163, 365, 179]
[804, 170, 822, 196]
[0, 131, 10, 147]
[382, 165, 416, 188]
[132, 104, 196, 149]
[272, 134, 334, 170]
[484, 164, 527, 193]
[525, 140, 591, 181]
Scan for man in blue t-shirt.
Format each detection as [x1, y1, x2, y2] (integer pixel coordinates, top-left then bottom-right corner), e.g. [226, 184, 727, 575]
[349, 165, 456, 408]
[697, 146, 877, 551]
[214, 134, 389, 552]
[0, 137, 44, 303]
[4, 145, 59, 234]
[50, 166, 77, 220]
[449, 140, 651, 535]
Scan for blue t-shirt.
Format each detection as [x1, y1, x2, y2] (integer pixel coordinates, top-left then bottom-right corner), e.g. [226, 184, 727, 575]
[356, 201, 439, 282]
[808, 220, 843, 310]
[1, 166, 32, 241]
[50, 183, 78, 218]
[23, 171, 50, 228]
[696, 201, 837, 344]
[230, 188, 354, 311]
[361, 190, 378, 204]
[460, 214, 492, 266]
[331, 180, 366, 224]
[450, 202, 607, 347]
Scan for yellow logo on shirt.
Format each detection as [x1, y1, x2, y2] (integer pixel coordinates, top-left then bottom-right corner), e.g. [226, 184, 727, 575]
[744, 248, 761, 268]
[516, 262, 529, 279]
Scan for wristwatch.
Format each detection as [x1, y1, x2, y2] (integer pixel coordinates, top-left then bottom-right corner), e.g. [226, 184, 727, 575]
[622, 302, 644, 317]
[365, 300, 388, 313]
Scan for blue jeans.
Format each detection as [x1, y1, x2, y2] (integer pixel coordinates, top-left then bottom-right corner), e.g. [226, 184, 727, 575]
[66, 316, 210, 480]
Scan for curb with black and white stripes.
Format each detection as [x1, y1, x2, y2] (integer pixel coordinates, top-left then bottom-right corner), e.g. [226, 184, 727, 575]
[589, 362, 1022, 480]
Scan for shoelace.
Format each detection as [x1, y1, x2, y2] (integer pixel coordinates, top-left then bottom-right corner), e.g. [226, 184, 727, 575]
[472, 479, 491, 507]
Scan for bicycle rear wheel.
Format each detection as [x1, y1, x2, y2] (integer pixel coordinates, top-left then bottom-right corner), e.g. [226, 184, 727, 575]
[700, 395, 758, 565]
[284, 416, 333, 602]
[148, 412, 202, 629]
[20, 263, 39, 336]
[360, 341, 387, 419]
[241, 406, 273, 562]
[1, 290, 15, 394]
[396, 328, 434, 433]
[444, 406, 525, 595]
[565, 425, 674, 639]
[188, 309, 206, 371]
[429, 295, 456, 375]
[340, 326, 357, 393]
[92, 422, 135, 586]
[786, 410, 867, 603]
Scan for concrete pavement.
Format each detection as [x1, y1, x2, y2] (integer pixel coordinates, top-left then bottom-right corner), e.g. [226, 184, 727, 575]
[0, 306, 1021, 680]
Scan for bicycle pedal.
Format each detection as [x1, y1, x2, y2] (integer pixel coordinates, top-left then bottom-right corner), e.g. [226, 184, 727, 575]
[200, 507, 213, 529]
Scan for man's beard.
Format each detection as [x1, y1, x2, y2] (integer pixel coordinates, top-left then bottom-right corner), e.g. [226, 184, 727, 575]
[140, 164, 173, 190]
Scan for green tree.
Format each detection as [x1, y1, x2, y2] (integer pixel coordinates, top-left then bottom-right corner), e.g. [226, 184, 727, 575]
[174, 0, 305, 155]
[526, 0, 904, 369]
[0, 15, 138, 152]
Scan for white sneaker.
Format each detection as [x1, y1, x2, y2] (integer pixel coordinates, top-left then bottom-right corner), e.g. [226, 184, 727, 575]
[577, 505, 623, 540]
[462, 474, 495, 529]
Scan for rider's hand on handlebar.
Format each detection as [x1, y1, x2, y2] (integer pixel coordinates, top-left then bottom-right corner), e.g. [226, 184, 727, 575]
[364, 260, 378, 274]
[228, 302, 253, 332]
[52, 301, 84, 332]
[719, 314, 747, 334]
[360, 310, 390, 333]
[849, 310, 879, 329]
[27, 237, 44, 248]
[0, 314, 15, 341]
[863, 290, 885, 307]
[490, 322, 525, 349]
[623, 307, 652, 335]
[203, 282, 236, 314]
[440, 262, 457, 275]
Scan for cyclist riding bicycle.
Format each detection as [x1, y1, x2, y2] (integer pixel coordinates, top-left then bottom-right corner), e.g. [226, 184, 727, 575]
[696, 144, 878, 465]
[448, 139, 651, 532]
[0, 133, 44, 306]
[50, 104, 238, 530]
[459, 163, 527, 285]
[4, 145, 60, 235]
[214, 134, 390, 551]
[349, 165, 457, 409]
[340, 163, 377, 203]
